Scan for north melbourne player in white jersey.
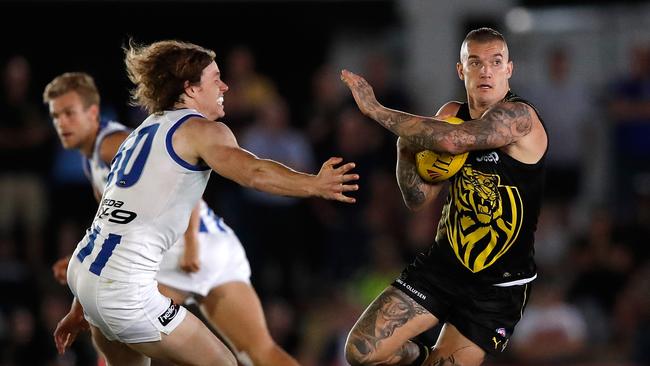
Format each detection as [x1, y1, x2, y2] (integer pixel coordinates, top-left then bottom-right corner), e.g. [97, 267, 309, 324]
[78, 113, 251, 294]
[51, 42, 358, 366]
[78, 109, 210, 282]
[68, 109, 210, 340]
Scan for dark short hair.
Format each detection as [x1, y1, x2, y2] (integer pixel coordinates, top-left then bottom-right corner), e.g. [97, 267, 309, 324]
[463, 27, 507, 46]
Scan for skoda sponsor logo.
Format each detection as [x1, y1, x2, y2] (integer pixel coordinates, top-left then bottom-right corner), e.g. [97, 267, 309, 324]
[476, 152, 499, 163]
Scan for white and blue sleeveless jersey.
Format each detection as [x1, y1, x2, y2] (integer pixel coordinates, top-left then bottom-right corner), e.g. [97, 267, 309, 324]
[73, 109, 213, 283]
[83, 119, 225, 237]
[82, 120, 130, 194]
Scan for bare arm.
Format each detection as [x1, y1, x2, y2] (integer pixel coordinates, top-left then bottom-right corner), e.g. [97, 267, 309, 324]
[92, 187, 102, 202]
[53, 297, 88, 355]
[179, 118, 359, 203]
[341, 70, 534, 155]
[99, 131, 130, 165]
[180, 202, 201, 273]
[396, 137, 444, 210]
[93, 131, 131, 204]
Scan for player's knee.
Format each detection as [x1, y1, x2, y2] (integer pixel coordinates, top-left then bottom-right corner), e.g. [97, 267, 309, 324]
[208, 346, 237, 366]
[238, 338, 273, 359]
[222, 351, 238, 366]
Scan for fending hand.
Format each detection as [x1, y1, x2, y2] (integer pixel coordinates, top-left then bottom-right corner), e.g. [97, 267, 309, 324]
[340, 69, 380, 117]
[314, 157, 359, 203]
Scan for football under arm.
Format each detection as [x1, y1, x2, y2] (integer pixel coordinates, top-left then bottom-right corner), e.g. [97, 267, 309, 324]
[396, 137, 445, 211]
[368, 101, 534, 155]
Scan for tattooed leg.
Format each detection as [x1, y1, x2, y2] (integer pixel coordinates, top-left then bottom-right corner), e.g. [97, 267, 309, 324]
[345, 287, 435, 365]
[426, 346, 483, 366]
[425, 324, 486, 366]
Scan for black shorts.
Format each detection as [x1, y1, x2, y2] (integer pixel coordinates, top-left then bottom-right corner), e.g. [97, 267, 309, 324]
[391, 267, 532, 355]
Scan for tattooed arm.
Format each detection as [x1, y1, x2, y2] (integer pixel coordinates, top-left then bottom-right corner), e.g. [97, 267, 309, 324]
[341, 69, 535, 155]
[396, 137, 445, 211]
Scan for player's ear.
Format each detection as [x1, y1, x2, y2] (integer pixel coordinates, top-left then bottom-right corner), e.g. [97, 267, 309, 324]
[183, 80, 196, 97]
[88, 104, 100, 122]
[457, 62, 464, 80]
[506, 60, 513, 79]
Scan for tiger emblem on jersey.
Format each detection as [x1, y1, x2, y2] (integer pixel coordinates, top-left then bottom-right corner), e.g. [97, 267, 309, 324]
[442, 165, 523, 272]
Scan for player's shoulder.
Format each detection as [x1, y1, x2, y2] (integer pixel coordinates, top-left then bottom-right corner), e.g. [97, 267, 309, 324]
[98, 130, 130, 164]
[179, 117, 236, 146]
[101, 129, 130, 144]
[183, 116, 229, 133]
[502, 91, 540, 114]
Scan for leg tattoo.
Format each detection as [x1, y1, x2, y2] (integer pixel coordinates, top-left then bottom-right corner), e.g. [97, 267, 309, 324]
[348, 288, 429, 364]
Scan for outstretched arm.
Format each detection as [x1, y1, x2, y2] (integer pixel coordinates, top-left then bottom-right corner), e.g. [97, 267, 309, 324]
[341, 69, 534, 155]
[181, 118, 359, 203]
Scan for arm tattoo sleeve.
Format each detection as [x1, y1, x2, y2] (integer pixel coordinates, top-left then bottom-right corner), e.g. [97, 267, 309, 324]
[371, 102, 533, 154]
[396, 156, 427, 208]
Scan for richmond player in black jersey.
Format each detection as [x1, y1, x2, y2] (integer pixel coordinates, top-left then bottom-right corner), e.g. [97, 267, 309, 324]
[341, 28, 548, 366]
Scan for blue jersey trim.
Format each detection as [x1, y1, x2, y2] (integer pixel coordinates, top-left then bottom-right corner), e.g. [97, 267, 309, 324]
[216, 217, 226, 232]
[89, 233, 122, 276]
[165, 114, 210, 171]
[199, 206, 226, 233]
[77, 227, 100, 263]
[199, 219, 208, 233]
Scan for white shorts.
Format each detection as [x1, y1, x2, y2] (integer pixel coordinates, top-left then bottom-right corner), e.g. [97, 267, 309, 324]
[156, 224, 251, 297]
[67, 257, 187, 343]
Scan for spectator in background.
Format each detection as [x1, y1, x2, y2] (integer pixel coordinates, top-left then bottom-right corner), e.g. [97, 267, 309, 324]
[362, 52, 413, 165]
[517, 46, 592, 204]
[613, 262, 650, 364]
[305, 64, 346, 164]
[607, 44, 650, 217]
[239, 95, 319, 299]
[224, 45, 278, 131]
[1, 307, 56, 365]
[568, 208, 634, 347]
[0, 55, 54, 267]
[510, 277, 587, 363]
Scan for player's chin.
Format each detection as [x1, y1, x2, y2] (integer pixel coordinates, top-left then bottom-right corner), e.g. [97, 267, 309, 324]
[207, 109, 225, 121]
[216, 106, 226, 119]
[60, 139, 75, 149]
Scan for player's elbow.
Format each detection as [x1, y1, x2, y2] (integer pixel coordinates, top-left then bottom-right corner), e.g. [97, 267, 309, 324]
[438, 139, 467, 155]
[401, 194, 427, 212]
[246, 166, 269, 192]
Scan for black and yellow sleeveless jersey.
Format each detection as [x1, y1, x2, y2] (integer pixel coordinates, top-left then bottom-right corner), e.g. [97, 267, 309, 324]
[419, 91, 546, 285]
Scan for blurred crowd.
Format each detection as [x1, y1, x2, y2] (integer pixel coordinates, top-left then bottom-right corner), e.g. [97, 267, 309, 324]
[0, 40, 648, 366]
